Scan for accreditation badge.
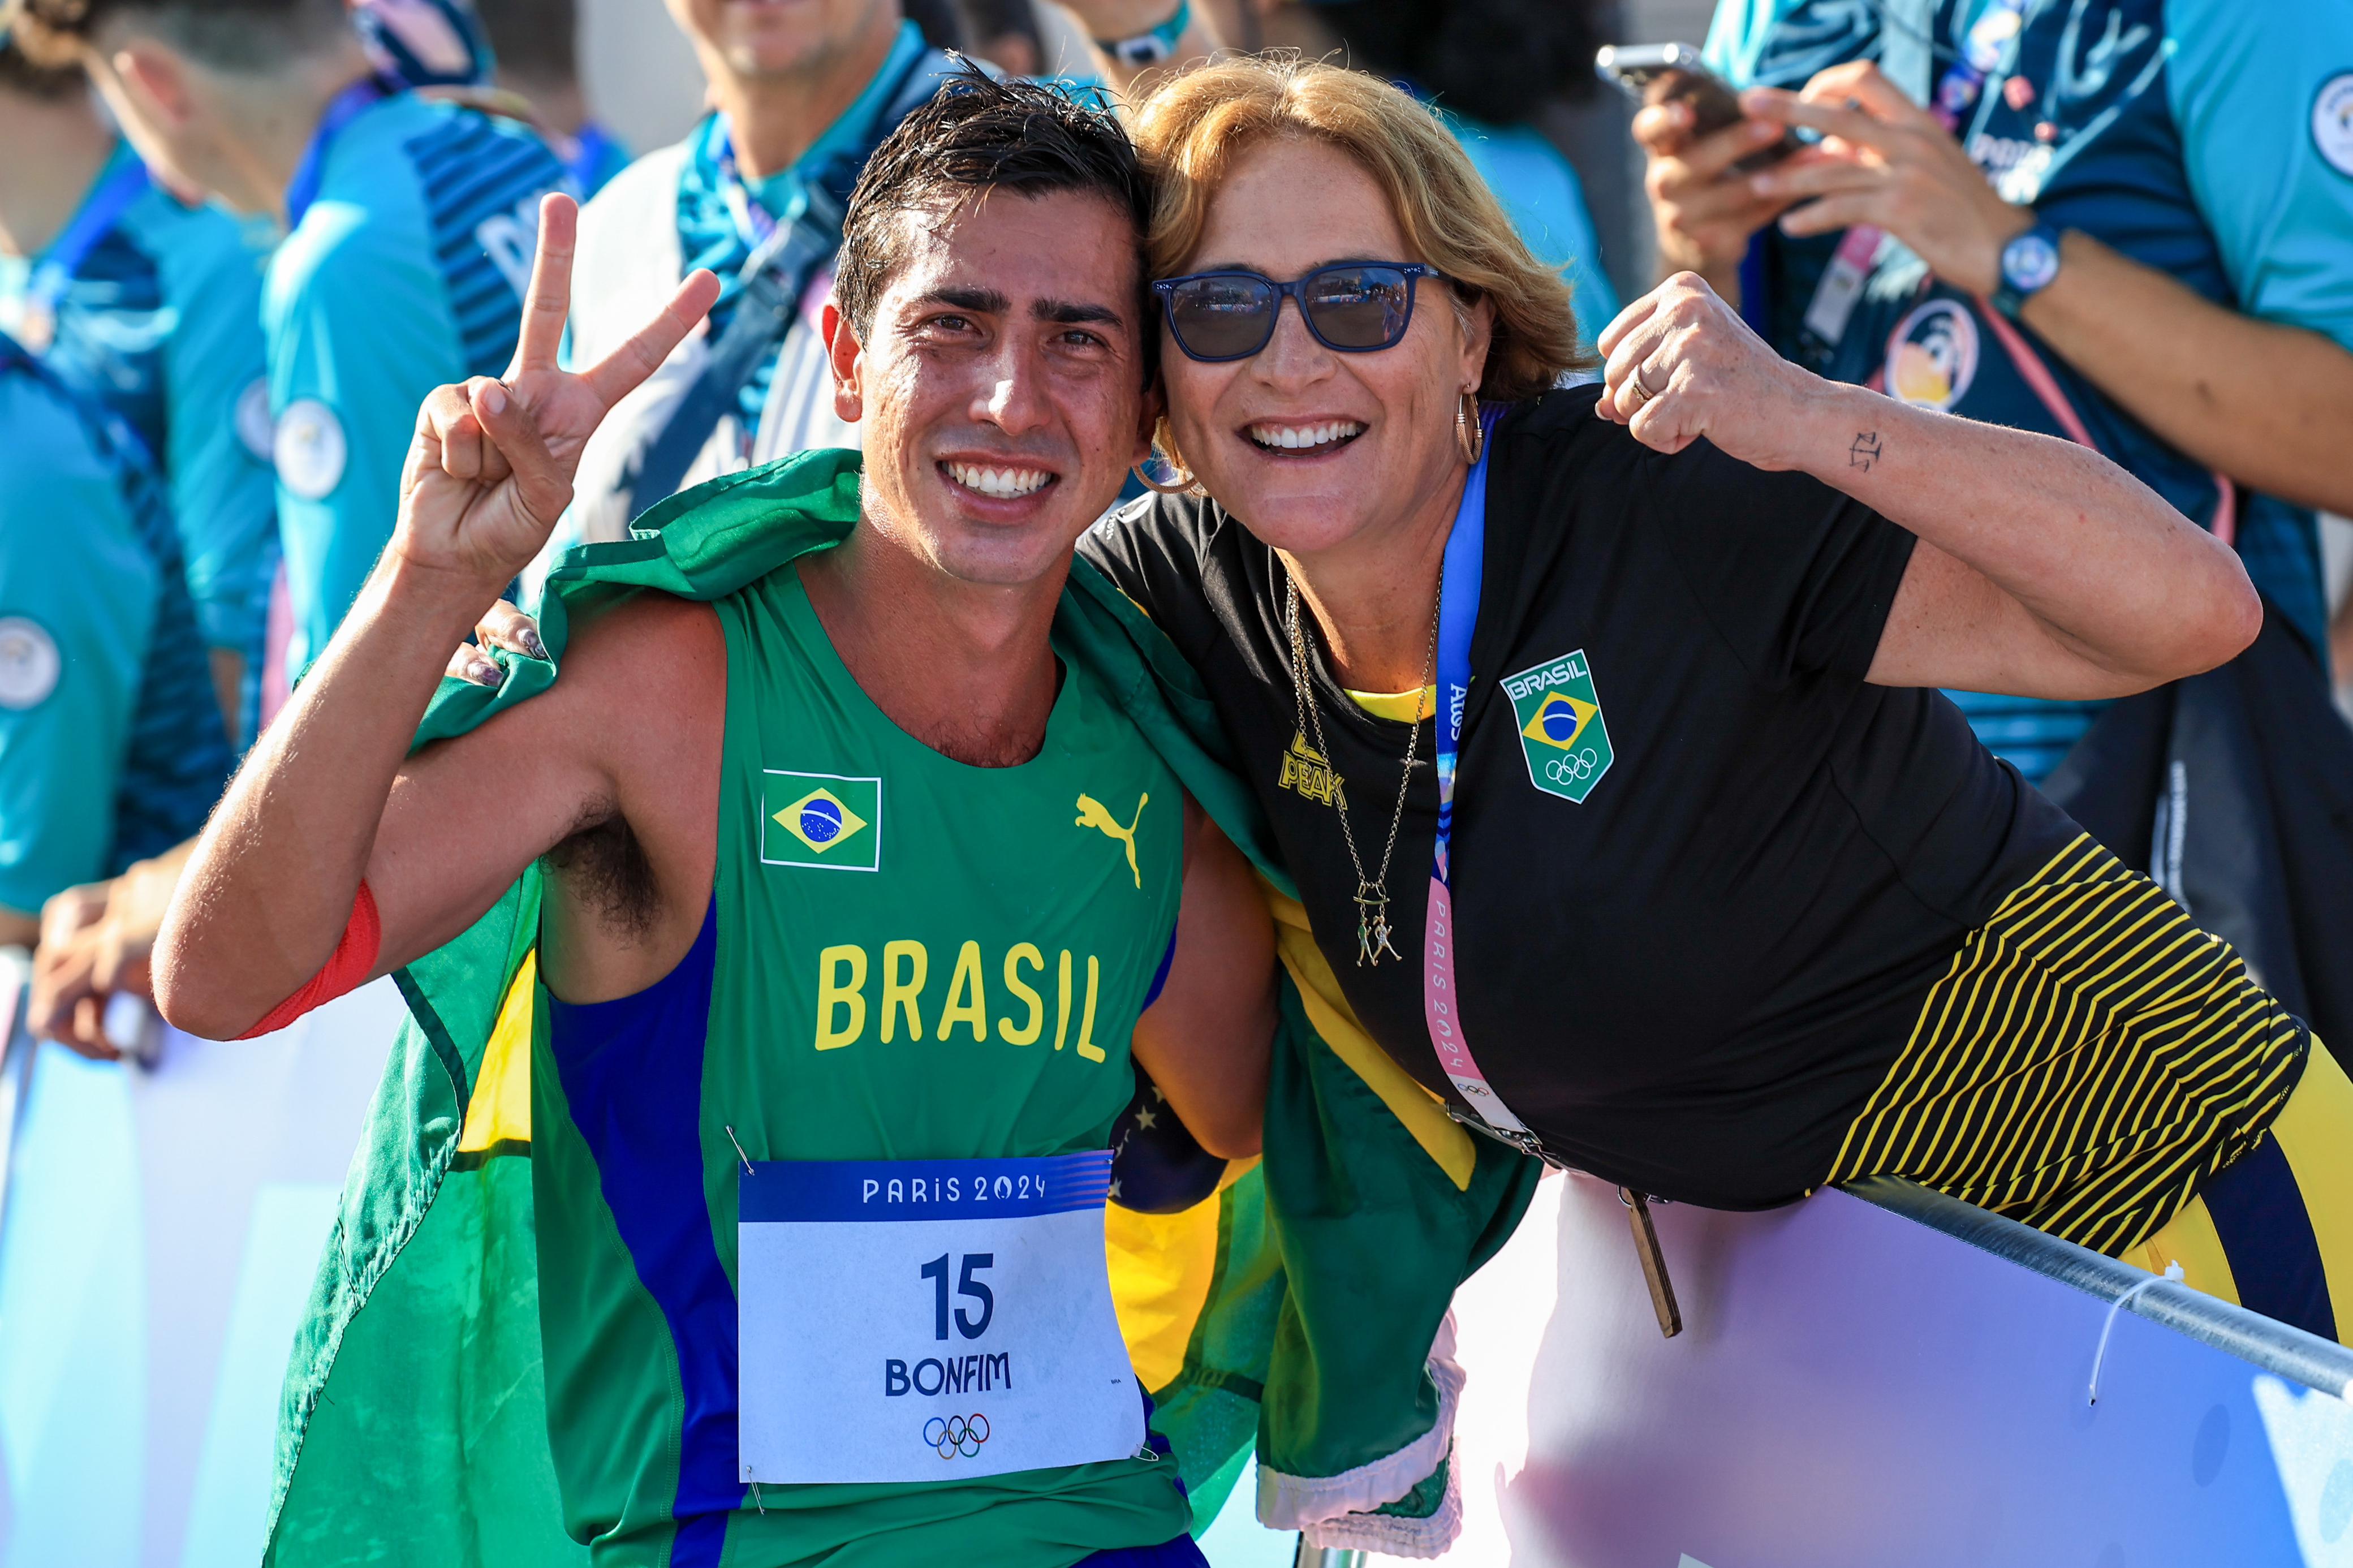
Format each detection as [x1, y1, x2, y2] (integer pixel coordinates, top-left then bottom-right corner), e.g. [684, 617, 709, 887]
[736, 1151, 1143, 1485]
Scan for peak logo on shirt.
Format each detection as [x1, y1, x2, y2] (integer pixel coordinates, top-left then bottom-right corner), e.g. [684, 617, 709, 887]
[1278, 733, 1346, 808]
[1504, 652, 1613, 804]
[762, 770, 881, 871]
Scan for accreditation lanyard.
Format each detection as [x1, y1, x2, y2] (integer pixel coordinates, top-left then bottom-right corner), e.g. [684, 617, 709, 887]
[285, 75, 399, 229]
[713, 121, 794, 252]
[1420, 406, 1549, 1157]
[18, 156, 151, 353]
[1800, 0, 2029, 351]
[1418, 412, 1684, 1335]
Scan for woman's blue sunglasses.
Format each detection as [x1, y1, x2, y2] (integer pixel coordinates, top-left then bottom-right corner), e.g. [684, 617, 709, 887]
[1150, 262, 1448, 363]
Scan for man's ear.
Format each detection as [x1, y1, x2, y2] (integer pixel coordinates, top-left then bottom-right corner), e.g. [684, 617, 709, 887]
[1132, 378, 1165, 469]
[823, 300, 863, 424]
[107, 41, 194, 133]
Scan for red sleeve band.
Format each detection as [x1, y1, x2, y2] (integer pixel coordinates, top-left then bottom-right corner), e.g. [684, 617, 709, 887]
[238, 881, 382, 1039]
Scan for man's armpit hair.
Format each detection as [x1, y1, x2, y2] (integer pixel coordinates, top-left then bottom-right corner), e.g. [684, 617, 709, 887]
[542, 804, 662, 941]
[7, 0, 347, 70]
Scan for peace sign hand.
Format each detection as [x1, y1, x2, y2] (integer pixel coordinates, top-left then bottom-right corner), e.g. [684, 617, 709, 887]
[393, 193, 721, 596]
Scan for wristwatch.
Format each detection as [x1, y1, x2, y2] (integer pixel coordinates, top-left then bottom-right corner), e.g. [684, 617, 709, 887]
[1094, 0, 1191, 67]
[1991, 222, 2063, 318]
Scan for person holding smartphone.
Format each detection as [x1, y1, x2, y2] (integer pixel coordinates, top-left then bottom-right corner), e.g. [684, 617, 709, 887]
[1634, 0, 2353, 781]
[1629, 4, 2353, 1170]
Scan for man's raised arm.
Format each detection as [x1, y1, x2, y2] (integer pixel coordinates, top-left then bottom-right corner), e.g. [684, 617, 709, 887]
[154, 197, 718, 1040]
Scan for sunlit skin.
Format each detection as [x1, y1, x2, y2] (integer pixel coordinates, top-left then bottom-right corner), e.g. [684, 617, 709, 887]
[826, 188, 1156, 588]
[662, 0, 901, 176]
[76, 21, 373, 221]
[1157, 136, 1492, 691]
[667, 0, 894, 80]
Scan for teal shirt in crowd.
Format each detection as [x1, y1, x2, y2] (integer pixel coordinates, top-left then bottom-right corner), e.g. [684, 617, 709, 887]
[0, 335, 232, 917]
[262, 87, 562, 676]
[1442, 113, 1622, 347]
[0, 140, 279, 742]
[1706, 0, 2353, 782]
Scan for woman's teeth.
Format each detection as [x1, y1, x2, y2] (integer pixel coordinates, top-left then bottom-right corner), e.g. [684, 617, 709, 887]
[1247, 421, 1365, 451]
[946, 462, 1051, 498]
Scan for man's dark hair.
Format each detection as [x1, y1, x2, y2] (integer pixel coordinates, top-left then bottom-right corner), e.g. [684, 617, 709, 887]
[6, 0, 346, 70]
[834, 62, 1154, 369]
[474, 0, 574, 87]
[0, 33, 85, 93]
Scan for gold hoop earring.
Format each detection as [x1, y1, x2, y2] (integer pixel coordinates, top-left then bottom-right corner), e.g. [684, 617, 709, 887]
[1131, 460, 1200, 496]
[1456, 390, 1485, 466]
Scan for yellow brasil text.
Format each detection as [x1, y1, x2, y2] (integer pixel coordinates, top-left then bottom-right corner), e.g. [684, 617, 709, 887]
[812, 940, 1113, 1061]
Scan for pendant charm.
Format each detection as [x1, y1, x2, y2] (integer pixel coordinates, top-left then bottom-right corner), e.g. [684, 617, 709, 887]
[1355, 881, 1403, 967]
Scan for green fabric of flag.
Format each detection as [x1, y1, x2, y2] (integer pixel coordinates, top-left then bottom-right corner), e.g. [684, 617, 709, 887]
[263, 450, 1539, 1563]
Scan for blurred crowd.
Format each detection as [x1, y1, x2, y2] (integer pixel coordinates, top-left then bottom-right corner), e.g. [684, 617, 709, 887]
[2, 0, 2349, 1062]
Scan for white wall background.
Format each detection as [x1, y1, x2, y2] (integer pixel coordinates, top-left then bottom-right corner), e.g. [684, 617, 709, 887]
[578, 0, 708, 154]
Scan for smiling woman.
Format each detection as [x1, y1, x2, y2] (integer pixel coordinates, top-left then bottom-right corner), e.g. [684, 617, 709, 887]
[1077, 54, 2353, 1346]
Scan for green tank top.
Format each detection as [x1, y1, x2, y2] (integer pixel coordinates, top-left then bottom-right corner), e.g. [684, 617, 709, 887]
[528, 560, 1191, 1566]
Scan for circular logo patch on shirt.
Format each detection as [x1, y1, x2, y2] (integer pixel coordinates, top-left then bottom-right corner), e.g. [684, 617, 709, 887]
[0, 617, 61, 710]
[1888, 299, 1980, 411]
[235, 377, 275, 462]
[2315, 74, 2353, 178]
[274, 398, 347, 501]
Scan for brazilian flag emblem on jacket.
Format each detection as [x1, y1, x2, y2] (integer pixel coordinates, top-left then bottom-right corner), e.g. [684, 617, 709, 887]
[762, 771, 882, 869]
[1504, 650, 1613, 803]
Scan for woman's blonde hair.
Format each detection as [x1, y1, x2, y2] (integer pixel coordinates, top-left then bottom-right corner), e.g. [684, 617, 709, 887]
[1129, 54, 1589, 402]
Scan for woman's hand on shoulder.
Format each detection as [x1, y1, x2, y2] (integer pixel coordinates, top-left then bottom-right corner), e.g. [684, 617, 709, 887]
[1594, 272, 1826, 471]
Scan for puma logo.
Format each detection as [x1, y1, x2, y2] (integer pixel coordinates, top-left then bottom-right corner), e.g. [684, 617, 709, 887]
[1075, 792, 1147, 889]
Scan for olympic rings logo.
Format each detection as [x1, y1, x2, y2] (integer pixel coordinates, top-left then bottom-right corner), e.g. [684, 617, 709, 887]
[923, 1413, 991, 1459]
[1544, 747, 1601, 787]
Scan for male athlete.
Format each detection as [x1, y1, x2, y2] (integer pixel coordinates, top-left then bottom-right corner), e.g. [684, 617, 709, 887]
[157, 74, 1270, 1566]
[551, 0, 1223, 555]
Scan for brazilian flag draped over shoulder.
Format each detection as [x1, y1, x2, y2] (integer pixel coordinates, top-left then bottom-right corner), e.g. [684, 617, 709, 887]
[264, 451, 1539, 1565]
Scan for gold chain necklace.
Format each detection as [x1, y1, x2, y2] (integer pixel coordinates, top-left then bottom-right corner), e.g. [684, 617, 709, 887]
[1283, 567, 1442, 966]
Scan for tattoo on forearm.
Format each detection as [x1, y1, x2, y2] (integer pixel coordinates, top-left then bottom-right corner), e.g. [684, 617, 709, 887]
[1848, 430, 1882, 472]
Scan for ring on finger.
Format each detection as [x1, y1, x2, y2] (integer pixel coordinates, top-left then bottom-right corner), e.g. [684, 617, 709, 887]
[1628, 369, 1658, 407]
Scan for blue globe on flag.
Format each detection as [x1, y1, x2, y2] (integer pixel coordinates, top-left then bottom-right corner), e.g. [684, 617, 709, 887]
[800, 798, 844, 843]
[1542, 705, 1581, 744]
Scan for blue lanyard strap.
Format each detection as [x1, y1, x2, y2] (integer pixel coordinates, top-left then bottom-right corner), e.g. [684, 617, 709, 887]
[712, 122, 785, 251]
[1418, 406, 1549, 1155]
[1431, 413, 1494, 879]
[286, 75, 398, 228]
[27, 156, 152, 314]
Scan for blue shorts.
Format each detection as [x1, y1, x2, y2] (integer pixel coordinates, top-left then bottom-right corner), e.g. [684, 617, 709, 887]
[1076, 1534, 1213, 1566]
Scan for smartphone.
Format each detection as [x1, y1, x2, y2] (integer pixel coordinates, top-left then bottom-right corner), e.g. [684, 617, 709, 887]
[1596, 42, 1799, 172]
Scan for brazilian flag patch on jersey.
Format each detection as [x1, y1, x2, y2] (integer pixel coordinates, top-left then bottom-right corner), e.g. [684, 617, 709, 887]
[761, 770, 883, 871]
[1503, 651, 1613, 803]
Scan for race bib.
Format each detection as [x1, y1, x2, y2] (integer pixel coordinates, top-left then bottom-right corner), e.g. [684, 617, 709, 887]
[736, 1151, 1143, 1485]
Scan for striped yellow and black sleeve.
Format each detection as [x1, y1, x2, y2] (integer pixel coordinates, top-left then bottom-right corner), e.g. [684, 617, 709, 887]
[1824, 833, 2309, 1259]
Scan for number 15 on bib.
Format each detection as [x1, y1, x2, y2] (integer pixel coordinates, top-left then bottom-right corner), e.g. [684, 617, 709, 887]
[736, 1151, 1144, 1484]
